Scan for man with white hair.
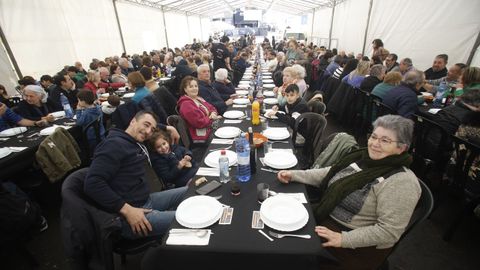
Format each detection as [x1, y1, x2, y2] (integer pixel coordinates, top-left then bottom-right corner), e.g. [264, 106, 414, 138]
[212, 68, 235, 100]
[118, 57, 133, 76]
[197, 64, 233, 114]
[383, 70, 425, 118]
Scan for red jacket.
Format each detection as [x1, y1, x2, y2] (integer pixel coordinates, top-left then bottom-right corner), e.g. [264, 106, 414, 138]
[83, 81, 125, 96]
[177, 95, 217, 141]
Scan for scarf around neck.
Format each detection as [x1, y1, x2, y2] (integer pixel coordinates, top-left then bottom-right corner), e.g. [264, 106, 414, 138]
[312, 148, 412, 222]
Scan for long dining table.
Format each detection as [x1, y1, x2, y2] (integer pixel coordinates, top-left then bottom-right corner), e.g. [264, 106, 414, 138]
[141, 89, 336, 269]
[0, 117, 81, 181]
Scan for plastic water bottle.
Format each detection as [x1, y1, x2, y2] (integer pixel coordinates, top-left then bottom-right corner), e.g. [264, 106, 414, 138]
[60, 93, 73, 118]
[433, 81, 447, 107]
[235, 133, 251, 182]
[219, 150, 231, 183]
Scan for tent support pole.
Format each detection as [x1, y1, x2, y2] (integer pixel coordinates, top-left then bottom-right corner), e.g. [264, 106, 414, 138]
[0, 24, 22, 79]
[328, 0, 336, 49]
[161, 6, 170, 49]
[361, 0, 374, 56]
[467, 31, 480, 66]
[310, 8, 315, 44]
[112, 0, 126, 54]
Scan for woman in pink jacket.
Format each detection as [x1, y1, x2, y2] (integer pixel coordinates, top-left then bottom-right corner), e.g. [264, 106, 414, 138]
[177, 76, 222, 142]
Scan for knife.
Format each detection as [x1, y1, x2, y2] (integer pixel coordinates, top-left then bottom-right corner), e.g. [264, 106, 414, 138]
[261, 168, 279, 173]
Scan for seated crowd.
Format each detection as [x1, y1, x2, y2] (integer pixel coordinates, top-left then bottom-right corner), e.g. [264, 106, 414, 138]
[1, 35, 479, 270]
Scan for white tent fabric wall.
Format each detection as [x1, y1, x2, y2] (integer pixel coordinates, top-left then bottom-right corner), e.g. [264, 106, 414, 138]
[330, 0, 370, 56]
[0, 42, 18, 95]
[0, 0, 122, 80]
[365, 0, 480, 70]
[188, 16, 203, 44]
[200, 17, 212, 41]
[116, 1, 167, 54]
[164, 12, 190, 49]
[311, 8, 331, 47]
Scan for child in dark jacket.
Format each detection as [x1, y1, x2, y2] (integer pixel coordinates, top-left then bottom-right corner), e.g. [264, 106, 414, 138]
[75, 90, 105, 153]
[266, 84, 308, 129]
[149, 130, 198, 188]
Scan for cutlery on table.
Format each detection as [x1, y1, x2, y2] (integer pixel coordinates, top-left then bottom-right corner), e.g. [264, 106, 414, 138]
[271, 141, 289, 144]
[261, 168, 279, 173]
[209, 145, 232, 152]
[268, 231, 311, 239]
[169, 229, 212, 237]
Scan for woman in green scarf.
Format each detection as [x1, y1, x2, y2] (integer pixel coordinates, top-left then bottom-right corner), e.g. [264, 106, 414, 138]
[277, 115, 421, 270]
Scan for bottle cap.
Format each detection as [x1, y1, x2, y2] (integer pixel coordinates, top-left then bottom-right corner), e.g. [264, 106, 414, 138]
[221, 150, 226, 155]
[231, 183, 240, 196]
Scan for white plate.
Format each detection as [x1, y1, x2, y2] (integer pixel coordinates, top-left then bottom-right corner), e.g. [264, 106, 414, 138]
[39, 126, 65, 136]
[262, 79, 274, 83]
[260, 195, 308, 232]
[264, 109, 283, 119]
[263, 127, 290, 140]
[101, 100, 125, 107]
[175, 196, 223, 228]
[237, 85, 249, 89]
[204, 149, 237, 168]
[263, 84, 275, 88]
[100, 93, 110, 98]
[0, 127, 27, 137]
[223, 110, 245, 119]
[50, 111, 65, 118]
[420, 92, 433, 97]
[236, 90, 248, 95]
[214, 126, 242, 138]
[263, 98, 278, 105]
[0, 148, 12, 159]
[263, 151, 298, 169]
[263, 91, 275, 97]
[123, 92, 135, 98]
[262, 76, 272, 79]
[159, 77, 171, 81]
[263, 72, 272, 75]
[233, 98, 250, 105]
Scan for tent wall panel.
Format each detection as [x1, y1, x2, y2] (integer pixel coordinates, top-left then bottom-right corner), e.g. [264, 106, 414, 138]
[330, 0, 370, 56]
[366, 0, 480, 70]
[164, 12, 190, 48]
[0, 0, 121, 79]
[187, 16, 203, 43]
[116, 1, 166, 54]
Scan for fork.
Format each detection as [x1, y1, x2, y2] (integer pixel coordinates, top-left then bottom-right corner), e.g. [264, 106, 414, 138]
[268, 231, 311, 239]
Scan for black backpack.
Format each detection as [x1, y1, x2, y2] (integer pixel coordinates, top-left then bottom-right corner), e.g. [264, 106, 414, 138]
[0, 186, 42, 243]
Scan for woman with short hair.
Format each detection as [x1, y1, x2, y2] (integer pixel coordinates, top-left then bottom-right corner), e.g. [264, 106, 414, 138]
[212, 68, 235, 101]
[277, 114, 421, 270]
[16, 85, 55, 122]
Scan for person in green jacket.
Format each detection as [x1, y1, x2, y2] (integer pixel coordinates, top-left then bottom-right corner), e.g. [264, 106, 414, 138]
[455, 66, 480, 97]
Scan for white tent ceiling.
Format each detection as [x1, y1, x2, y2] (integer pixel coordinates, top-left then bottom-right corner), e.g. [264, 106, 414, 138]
[122, 0, 343, 16]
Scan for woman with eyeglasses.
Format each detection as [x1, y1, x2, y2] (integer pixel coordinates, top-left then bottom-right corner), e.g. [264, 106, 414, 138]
[276, 114, 421, 270]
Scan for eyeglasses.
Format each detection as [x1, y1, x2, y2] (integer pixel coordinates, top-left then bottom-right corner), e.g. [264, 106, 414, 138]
[368, 133, 402, 146]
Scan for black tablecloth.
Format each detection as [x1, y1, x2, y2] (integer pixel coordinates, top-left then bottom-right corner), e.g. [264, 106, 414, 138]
[141, 105, 336, 269]
[0, 118, 81, 181]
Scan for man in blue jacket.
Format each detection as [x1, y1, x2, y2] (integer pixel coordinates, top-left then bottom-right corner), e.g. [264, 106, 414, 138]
[84, 110, 187, 238]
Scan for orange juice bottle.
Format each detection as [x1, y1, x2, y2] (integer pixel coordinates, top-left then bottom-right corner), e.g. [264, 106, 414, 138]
[252, 100, 260, 125]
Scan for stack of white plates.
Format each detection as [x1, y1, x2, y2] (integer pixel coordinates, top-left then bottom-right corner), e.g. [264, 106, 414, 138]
[223, 110, 245, 119]
[262, 127, 290, 140]
[236, 90, 248, 95]
[233, 98, 250, 105]
[263, 98, 278, 105]
[263, 91, 275, 97]
[204, 149, 237, 168]
[263, 151, 297, 169]
[175, 196, 223, 228]
[0, 127, 27, 137]
[50, 111, 65, 118]
[214, 126, 242, 138]
[260, 195, 308, 231]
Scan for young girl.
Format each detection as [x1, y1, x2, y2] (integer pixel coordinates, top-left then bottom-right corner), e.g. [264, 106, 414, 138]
[149, 130, 198, 188]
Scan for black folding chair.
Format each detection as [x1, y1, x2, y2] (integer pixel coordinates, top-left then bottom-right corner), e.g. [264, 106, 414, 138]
[292, 113, 327, 168]
[443, 136, 480, 241]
